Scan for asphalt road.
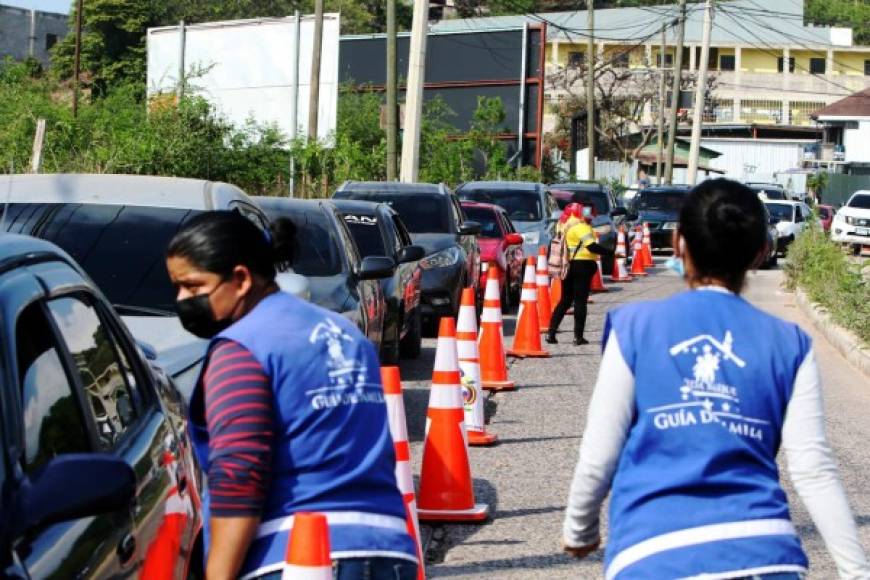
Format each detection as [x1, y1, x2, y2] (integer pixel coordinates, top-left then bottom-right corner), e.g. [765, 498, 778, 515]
[396, 259, 870, 579]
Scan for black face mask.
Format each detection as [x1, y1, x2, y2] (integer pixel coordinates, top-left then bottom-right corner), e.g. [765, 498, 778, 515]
[175, 287, 234, 339]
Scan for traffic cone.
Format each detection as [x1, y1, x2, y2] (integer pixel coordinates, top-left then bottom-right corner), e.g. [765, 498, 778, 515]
[611, 226, 633, 282]
[630, 226, 648, 277]
[457, 289, 497, 446]
[642, 222, 654, 268]
[590, 256, 608, 292]
[283, 513, 331, 580]
[381, 367, 426, 579]
[417, 318, 490, 523]
[478, 263, 515, 391]
[550, 276, 562, 313]
[507, 258, 550, 358]
[535, 247, 552, 332]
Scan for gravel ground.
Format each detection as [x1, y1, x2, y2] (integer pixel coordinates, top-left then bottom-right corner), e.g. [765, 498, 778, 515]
[395, 260, 870, 579]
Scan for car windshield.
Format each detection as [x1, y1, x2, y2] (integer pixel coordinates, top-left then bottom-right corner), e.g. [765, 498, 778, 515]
[567, 190, 610, 215]
[459, 189, 542, 222]
[343, 215, 387, 257]
[749, 185, 786, 200]
[262, 207, 343, 276]
[766, 203, 794, 221]
[343, 194, 450, 234]
[848, 194, 870, 209]
[461, 206, 502, 238]
[1, 202, 197, 312]
[636, 191, 685, 213]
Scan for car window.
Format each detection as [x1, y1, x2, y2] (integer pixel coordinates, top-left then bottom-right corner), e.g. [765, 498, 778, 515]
[47, 296, 139, 451]
[391, 215, 413, 247]
[636, 191, 686, 212]
[450, 197, 464, 229]
[333, 208, 362, 268]
[766, 203, 794, 222]
[343, 213, 388, 258]
[263, 206, 343, 276]
[848, 194, 870, 209]
[234, 203, 270, 233]
[501, 212, 517, 234]
[458, 189, 543, 222]
[16, 302, 90, 475]
[384, 214, 403, 255]
[343, 194, 450, 234]
[461, 206, 502, 238]
[546, 192, 559, 217]
[568, 190, 610, 215]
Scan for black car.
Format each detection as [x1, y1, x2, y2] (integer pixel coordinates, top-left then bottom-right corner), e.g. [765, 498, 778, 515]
[0, 235, 203, 579]
[552, 181, 629, 273]
[255, 197, 394, 350]
[333, 199, 426, 363]
[333, 182, 481, 330]
[628, 186, 691, 249]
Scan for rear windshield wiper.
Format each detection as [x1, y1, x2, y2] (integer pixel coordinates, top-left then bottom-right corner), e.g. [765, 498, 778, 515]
[113, 304, 175, 317]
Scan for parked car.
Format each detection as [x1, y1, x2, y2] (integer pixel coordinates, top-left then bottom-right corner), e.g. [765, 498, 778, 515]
[818, 204, 835, 233]
[746, 183, 788, 201]
[551, 181, 630, 273]
[332, 199, 426, 363]
[831, 190, 870, 254]
[0, 173, 308, 398]
[460, 201, 525, 312]
[0, 234, 202, 579]
[761, 203, 779, 269]
[456, 181, 560, 259]
[255, 197, 393, 351]
[765, 200, 814, 254]
[626, 185, 691, 249]
[333, 182, 481, 328]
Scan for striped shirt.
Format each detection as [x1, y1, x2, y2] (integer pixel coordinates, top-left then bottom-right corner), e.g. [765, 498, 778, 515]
[199, 339, 274, 517]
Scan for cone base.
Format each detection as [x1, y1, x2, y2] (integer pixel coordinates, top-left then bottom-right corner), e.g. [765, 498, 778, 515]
[482, 379, 516, 392]
[468, 430, 498, 446]
[611, 276, 632, 282]
[630, 271, 648, 277]
[507, 349, 550, 358]
[417, 503, 490, 523]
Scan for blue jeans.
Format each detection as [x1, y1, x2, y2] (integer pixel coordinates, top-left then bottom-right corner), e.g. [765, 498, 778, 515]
[256, 557, 418, 580]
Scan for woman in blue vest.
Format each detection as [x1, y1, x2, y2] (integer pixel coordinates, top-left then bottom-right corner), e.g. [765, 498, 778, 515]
[166, 211, 418, 579]
[561, 179, 869, 579]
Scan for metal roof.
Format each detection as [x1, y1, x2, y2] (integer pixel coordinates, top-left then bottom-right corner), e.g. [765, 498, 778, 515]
[813, 88, 870, 119]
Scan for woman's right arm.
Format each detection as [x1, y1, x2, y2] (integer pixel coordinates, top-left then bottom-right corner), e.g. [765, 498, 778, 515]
[782, 349, 870, 579]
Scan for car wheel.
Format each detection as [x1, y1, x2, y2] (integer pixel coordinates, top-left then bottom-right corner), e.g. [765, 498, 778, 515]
[381, 330, 401, 365]
[400, 310, 422, 359]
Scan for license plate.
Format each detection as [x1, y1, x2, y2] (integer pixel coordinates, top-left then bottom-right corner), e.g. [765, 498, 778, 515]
[857, 227, 869, 236]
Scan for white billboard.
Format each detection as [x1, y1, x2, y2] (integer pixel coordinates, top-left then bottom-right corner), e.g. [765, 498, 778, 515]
[147, 15, 340, 142]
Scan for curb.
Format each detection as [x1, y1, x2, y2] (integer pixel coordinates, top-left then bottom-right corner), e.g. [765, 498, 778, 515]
[794, 288, 870, 377]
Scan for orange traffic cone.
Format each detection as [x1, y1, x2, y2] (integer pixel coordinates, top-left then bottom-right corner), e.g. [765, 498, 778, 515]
[417, 318, 490, 523]
[381, 367, 426, 579]
[642, 222, 654, 268]
[283, 513, 331, 580]
[457, 288, 497, 446]
[590, 256, 608, 292]
[550, 276, 562, 313]
[630, 226, 648, 277]
[507, 258, 550, 358]
[478, 263, 515, 391]
[611, 226, 633, 282]
[535, 247, 552, 332]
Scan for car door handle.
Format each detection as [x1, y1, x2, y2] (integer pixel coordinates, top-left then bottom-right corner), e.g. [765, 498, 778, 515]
[117, 533, 136, 564]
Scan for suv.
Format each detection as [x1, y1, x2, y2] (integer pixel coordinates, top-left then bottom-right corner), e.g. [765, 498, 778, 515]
[746, 183, 787, 201]
[831, 190, 870, 254]
[334, 181, 481, 329]
[0, 173, 308, 397]
[456, 181, 559, 259]
[765, 200, 813, 254]
[627, 185, 691, 249]
[0, 235, 202, 579]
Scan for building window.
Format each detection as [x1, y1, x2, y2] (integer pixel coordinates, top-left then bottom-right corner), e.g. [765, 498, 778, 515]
[568, 52, 586, 67]
[864, 60, 870, 76]
[809, 57, 826, 74]
[45, 34, 58, 51]
[777, 57, 796, 73]
[613, 52, 630, 68]
[656, 53, 673, 68]
[720, 55, 735, 71]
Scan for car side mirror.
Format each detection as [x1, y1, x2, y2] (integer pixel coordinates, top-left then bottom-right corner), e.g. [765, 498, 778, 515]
[358, 256, 396, 280]
[397, 245, 426, 264]
[610, 206, 628, 217]
[12, 454, 135, 535]
[505, 233, 524, 246]
[459, 221, 482, 236]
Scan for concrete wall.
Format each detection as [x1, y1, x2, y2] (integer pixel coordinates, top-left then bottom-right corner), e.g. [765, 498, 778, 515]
[703, 138, 809, 182]
[0, 5, 68, 66]
[844, 121, 870, 164]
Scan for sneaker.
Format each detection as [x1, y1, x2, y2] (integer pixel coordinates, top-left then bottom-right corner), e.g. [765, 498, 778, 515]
[545, 333, 558, 344]
[573, 337, 589, 346]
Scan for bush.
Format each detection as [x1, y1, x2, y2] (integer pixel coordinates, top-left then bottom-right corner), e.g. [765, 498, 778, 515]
[784, 223, 869, 344]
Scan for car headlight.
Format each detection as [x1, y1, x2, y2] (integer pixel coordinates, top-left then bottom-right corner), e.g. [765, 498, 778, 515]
[845, 216, 856, 225]
[420, 247, 462, 270]
[663, 222, 678, 230]
[521, 231, 540, 245]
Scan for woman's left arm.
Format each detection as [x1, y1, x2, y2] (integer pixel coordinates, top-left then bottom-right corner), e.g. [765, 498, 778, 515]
[563, 331, 635, 554]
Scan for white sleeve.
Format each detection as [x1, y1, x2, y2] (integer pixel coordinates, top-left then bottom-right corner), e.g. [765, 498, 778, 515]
[782, 349, 870, 579]
[563, 330, 635, 547]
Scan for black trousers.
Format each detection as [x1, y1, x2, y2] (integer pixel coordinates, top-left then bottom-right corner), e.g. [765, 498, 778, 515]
[548, 260, 598, 340]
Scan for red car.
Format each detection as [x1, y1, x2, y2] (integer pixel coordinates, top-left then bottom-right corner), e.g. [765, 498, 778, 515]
[461, 201, 525, 312]
[818, 204, 834, 233]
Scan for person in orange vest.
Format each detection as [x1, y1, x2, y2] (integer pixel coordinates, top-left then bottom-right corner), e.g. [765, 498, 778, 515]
[546, 204, 613, 346]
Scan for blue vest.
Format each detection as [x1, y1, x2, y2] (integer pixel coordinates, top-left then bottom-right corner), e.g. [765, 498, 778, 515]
[603, 289, 811, 579]
[189, 292, 417, 578]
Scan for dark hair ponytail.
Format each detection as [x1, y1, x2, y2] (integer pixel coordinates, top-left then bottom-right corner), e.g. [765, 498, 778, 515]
[167, 210, 296, 280]
[679, 178, 767, 292]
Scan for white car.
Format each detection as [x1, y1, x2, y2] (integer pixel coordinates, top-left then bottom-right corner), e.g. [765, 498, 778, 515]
[831, 190, 870, 254]
[765, 200, 813, 254]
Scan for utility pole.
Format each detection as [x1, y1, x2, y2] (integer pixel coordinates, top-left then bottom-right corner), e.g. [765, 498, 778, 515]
[289, 11, 301, 196]
[585, 0, 595, 180]
[656, 25, 666, 185]
[176, 21, 186, 101]
[664, 0, 686, 184]
[72, 0, 84, 118]
[687, 0, 714, 185]
[308, 0, 324, 141]
[386, 0, 398, 181]
[400, 0, 429, 183]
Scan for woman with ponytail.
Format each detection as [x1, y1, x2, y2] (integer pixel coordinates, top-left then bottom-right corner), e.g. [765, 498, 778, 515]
[166, 211, 418, 579]
[560, 179, 868, 579]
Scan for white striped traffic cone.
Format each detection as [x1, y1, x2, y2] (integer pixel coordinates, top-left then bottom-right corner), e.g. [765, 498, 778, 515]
[457, 288, 497, 446]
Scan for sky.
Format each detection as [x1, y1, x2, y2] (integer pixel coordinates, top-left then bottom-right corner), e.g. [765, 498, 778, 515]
[3, 0, 71, 14]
